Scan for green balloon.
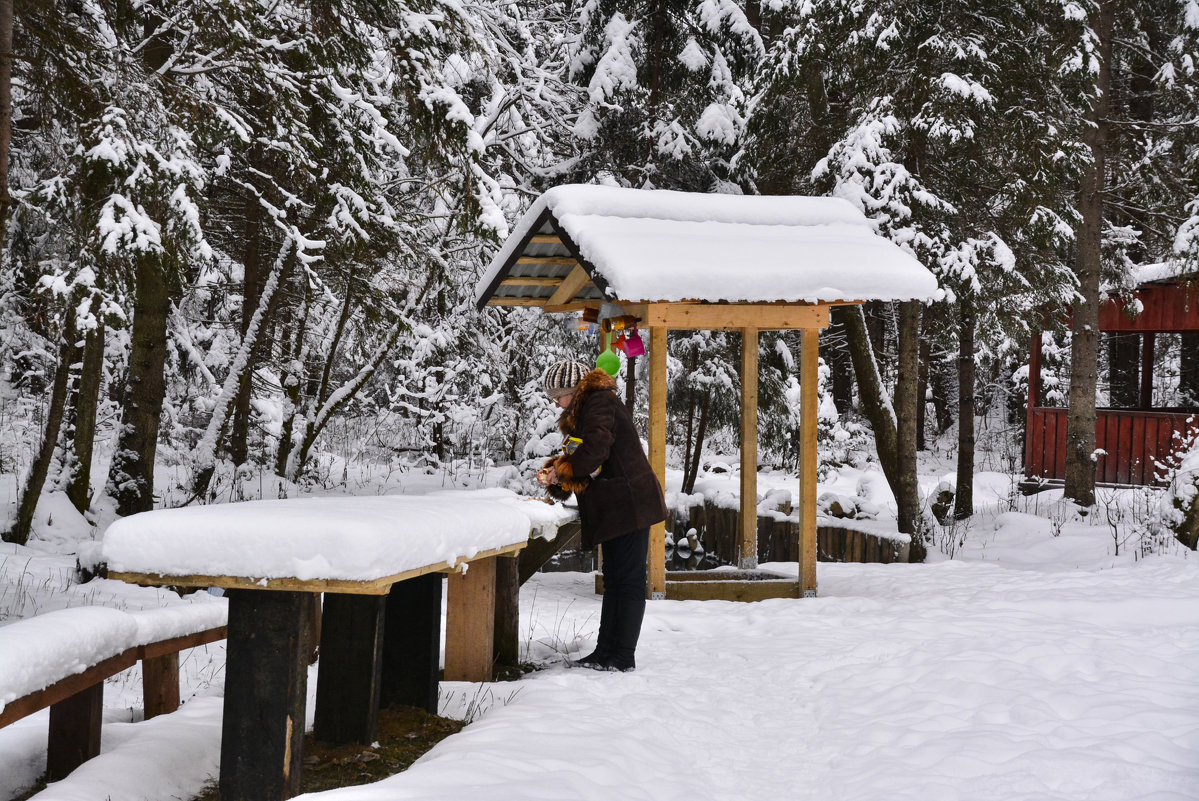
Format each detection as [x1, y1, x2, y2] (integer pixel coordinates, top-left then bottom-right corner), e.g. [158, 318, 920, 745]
[596, 348, 620, 376]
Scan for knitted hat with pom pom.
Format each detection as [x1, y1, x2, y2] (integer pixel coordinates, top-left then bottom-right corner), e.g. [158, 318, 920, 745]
[543, 360, 589, 398]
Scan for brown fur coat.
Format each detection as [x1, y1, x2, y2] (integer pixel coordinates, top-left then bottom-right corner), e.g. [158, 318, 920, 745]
[543, 369, 666, 548]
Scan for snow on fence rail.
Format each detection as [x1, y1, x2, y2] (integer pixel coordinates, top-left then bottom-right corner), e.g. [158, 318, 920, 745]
[0, 602, 228, 783]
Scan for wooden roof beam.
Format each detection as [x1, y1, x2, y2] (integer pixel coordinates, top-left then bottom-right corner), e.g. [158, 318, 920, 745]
[545, 265, 592, 307]
[515, 256, 578, 267]
[500, 276, 563, 287]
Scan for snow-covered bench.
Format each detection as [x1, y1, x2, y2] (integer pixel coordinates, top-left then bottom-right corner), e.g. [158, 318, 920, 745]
[101, 489, 574, 801]
[0, 603, 226, 781]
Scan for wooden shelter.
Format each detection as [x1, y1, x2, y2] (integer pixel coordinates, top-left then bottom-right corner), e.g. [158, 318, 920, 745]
[476, 185, 939, 599]
[1025, 267, 1199, 487]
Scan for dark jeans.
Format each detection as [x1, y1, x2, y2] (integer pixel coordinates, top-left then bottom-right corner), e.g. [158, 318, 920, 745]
[597, 527, 649, 668]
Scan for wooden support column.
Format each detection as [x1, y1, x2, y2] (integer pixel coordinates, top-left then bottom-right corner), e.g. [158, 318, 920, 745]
[142, 651, 180, 720]
[314, 593, 386, 745]
[493, 554, 520, 669]
[648, 325, 667, 599]
[1026, 330, 1043, 478]
[381, 574, 442, 714]
[740, 327, 759, 569]
[798, 327, 820, 596]
[219, 589, 313, 801]
[47, 681, 103, 780]
[444, 557, 497, 682]
[1140, 333, 1155, 409]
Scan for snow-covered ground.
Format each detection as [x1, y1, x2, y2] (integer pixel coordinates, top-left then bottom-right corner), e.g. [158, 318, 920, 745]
[1, 464, 1196, 801]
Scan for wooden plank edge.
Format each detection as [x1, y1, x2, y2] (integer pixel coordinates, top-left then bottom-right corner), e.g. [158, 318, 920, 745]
[0, 649, 138, 729]
[139, 626, 228, 660]
[111, 542, 529, 596]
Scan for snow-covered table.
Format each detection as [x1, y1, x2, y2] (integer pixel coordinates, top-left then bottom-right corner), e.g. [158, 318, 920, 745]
[102, 490, 573, 801]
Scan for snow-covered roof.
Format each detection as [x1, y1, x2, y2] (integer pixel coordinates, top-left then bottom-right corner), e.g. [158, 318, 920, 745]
[477, 185, 940, 308]
[102, 490, 575, 586]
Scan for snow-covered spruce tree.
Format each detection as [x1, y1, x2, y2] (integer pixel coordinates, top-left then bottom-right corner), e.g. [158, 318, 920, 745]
[2, 1, 212, 533]
[267, 2, 513, 485]
[564, 0, 762, 190]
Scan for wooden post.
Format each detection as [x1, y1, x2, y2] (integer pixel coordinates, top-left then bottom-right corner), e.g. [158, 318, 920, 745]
[740, 327, 759, 570]
[219, 589, 313, 801]
[1025, 329, 1043, 479]
[47, 682, 103, 780]
[444, 557, 497, 682]
[648, 324, 667, 599]
[314, 593, 386, 745]
[625, 355, 637, 413]
[381, 574, 442, 714]
[1140, 333, 1155, 410]
[798, 327, 819, 596]
[142, 652, 180, 720]
[493, 554, 520, 669]
[1028, 330, 1042, 411]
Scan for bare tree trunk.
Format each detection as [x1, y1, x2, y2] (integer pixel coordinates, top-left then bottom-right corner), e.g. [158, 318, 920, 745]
[0, 0, 12, 245]
[230, 195, 263, 467]
[67, 306, 105, 513]
[107, 257, 170, 515]
[681, 390, 710, 495]
[917, 335, 930, 451]
[895, 301, 924, 558]
[6, 318, 76, 544]
[835, 305, 898, 483]
[1064, 0, 1114, 508]
[276, 273, 308, 478]
[954, 298, 976, 519]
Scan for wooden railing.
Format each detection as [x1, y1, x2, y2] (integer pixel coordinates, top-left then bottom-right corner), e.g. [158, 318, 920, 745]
[1025, 407, 1198, 486]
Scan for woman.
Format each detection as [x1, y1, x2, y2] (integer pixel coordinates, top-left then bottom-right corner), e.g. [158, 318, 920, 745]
[537, 359, 667, 672]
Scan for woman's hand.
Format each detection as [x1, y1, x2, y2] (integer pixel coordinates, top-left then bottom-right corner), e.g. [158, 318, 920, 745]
[536, 467, 559, 487]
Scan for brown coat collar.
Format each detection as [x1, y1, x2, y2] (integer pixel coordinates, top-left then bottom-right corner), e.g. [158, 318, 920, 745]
[558, 368, 617, 436]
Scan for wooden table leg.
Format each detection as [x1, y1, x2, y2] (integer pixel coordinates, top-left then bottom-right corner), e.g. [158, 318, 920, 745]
[494, 555, 520, 669]
[47, 682, 103, 780]
[381, 573, 442, 714]
[219, 589, 313, 801]
[314, 593, 386, 744]
[444, 557, 497, 682]
[143, 651, 181, 719]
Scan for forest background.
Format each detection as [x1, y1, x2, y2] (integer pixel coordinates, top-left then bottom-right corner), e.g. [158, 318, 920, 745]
[1, 0, 1197, 549]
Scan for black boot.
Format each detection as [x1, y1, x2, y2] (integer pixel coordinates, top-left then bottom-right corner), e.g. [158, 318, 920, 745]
[573, 591, 617, 669]
[605, 594, 644, 672]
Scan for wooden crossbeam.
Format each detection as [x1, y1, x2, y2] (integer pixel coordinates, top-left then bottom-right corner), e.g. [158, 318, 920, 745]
[529, 234, 563, 245]
[500, 276, 563, 286]
[488, 298, 549, 306]
[515, 256, 577, 267]
[643, 303, 830, 330]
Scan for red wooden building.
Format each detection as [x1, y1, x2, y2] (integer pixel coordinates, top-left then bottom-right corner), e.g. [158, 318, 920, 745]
[1025, 273, 1199, 487]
